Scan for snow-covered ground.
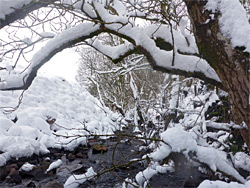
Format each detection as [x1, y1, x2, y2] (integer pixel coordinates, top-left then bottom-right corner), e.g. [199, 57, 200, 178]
[0, 73, 121, 166]
[0, 73, 249, 188]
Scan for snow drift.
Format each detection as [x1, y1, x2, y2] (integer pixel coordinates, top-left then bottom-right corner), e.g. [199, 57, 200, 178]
[0, 74, 120, 166]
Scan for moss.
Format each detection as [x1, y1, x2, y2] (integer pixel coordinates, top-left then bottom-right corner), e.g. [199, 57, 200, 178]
[229, 130, 246, 154]
[155, 38, 173, 51]
[205, 96, 231, 122]
[198, 42, 219, 71]
[235, 46, 250, 58]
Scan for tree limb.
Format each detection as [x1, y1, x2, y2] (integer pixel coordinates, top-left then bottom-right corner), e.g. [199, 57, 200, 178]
[0, 0, 59, 29]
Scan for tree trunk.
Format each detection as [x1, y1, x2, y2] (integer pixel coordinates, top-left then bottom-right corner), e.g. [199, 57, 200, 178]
[185, 1, 250, 149]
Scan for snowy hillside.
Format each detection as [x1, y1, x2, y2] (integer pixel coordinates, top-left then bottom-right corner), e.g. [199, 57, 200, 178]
[0, 74, 121, 166]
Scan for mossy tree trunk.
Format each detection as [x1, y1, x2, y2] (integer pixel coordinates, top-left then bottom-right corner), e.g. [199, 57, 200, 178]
[185, 1, 250, 149]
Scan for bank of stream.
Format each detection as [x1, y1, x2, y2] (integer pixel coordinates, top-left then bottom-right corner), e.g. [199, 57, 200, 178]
[0, 128, 208, 188]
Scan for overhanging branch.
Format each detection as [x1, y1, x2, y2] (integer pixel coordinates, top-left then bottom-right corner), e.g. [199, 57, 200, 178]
[0, 23, 104, 90]
[0, 0, 59, 29]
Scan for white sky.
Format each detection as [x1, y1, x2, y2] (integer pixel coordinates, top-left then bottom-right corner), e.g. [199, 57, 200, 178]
[39, 48, 80, 82]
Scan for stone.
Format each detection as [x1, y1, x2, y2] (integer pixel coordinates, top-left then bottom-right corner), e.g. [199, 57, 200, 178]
[41, 161, 50, 172]
[53, 153, 63, 158]
[6, 164, 18, 172]
[76, 152, 88, 159]
[0, 166, 8, 180]
[5, 168, 22, 184]
[19, 166, 49, 181]
[17, 161, 25, 168]
[131, 139, 146, 146]
[87, 138, 100, 146]
[67, 153, 76, 161]
[110, 137, 118, 142]
[92, 144, 108, 154]
[26, 180, 37, 187]
[43, 181, 63, 188]
[71, 165, 87, 174]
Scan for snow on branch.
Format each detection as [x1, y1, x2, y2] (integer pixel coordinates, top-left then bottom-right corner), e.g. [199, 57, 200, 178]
[104, 23, 221, 86]
[84, 2, 222, 86]
[0, 23, 102, 90]
[205, 0, 250, 53]
[0, 0, 59, 29]
[0, 0, 223, 91]
[148, 125, 246, 184]
[87, 38, 135, 62]
[143, 24, 198, 55]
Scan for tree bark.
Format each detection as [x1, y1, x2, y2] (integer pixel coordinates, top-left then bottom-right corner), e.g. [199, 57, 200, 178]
[0, 0, 58, 29]
[185, 0, 250, 149]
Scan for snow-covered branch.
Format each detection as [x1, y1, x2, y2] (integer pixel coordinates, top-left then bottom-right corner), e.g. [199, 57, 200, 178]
[0, 0, 59, 29]
[0, 23, 102, 90]
[103, 24, 221, 86]
[0, 0, 224, 91]
[148, 126, 246, 184]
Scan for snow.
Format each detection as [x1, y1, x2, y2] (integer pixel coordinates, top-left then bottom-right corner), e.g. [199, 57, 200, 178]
[105, 23, 221, 83]
[19, 162, 35, 172]
[198, 179, 250, 188]
[144, 24, 198, 54]
[0, 0, 222, 91]
[93, 0, 129, 24]
[0, 117, 14, 135]
[45, 159, 62, 173]
[40, 32, 55, 38]
[205, 0, 250, 53]
[148, 125, 246, 183]
[64, 166, 96, 188]
[135, 162, 174, 186]
[0, 0, 32, 20]
[0, 1, 248, 187]
[0, 74, 120, 166]
[135, 167, 157, 186]
[0, 23, 101, 90]
[234, 152, 250, 172]
[89, 39, 134, 60]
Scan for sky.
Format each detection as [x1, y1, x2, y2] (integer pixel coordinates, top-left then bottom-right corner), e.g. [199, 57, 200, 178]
[39, 48, 80, 83]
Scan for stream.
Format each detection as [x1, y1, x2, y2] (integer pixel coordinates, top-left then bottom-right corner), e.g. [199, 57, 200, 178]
[0, 129, 208, 188]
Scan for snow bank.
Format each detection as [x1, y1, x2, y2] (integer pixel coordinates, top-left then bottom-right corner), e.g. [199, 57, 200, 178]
[0, 74, 120, 166]
[198, 179, 250, 188]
